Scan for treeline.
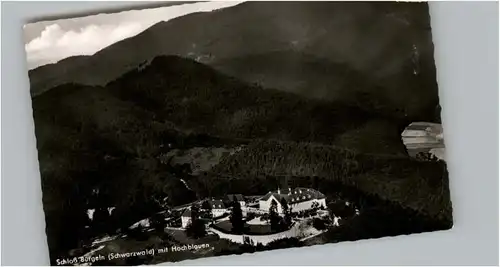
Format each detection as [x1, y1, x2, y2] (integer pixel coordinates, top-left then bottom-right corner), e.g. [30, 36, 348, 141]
[197, 139, 452, 221]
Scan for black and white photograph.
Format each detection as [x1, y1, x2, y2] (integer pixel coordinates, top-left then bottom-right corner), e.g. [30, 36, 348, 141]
[24, 1, 452, 265]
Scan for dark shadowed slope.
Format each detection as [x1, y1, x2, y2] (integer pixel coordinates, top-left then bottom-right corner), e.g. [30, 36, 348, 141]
[28, 1, 439, 121]
[211, 50, 373, 100]
[32, 82, 200, 259]
[211, 50, 439, 121]
[28, 55, 90, 97]
[105, 55, 399, 149]
[31, 82, 176, 213]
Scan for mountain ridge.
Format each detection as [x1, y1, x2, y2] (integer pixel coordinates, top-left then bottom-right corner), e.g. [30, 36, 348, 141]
[27, 1, 439, 122]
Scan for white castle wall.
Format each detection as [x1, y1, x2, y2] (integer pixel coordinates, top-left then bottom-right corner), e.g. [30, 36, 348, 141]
[259, 197, 326, 213]
[244, 207, 267, 215]
[259, 195, 283, 213]
[181, 217, 191, 228]
[212, 208, 227, 217]
[290, 198, 326, 212]
[209, 222, 302, 246]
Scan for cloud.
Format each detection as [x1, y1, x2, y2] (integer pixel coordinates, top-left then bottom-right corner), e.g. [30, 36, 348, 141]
[26, 22, 144, 68]
[24, 1, 244, 69]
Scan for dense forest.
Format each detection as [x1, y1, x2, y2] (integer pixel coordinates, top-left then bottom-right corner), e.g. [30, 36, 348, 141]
[30, 55, 450, 263]
[203, 139, 451, 220]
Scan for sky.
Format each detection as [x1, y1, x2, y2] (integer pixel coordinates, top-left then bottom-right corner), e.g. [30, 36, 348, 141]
[24, 1, 243, 70]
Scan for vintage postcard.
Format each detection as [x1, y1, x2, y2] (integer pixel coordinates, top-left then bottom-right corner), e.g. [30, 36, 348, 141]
[24, 1, 452, 265]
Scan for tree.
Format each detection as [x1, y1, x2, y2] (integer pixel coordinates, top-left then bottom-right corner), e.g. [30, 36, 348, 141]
[201, 200, 213, 220]
[230, 200, 244, 234]
[269, 199, 281, 232]
[311, 201, 320, 211]
[186, 205, 206, 238]
[92, 207, 110, 235]
[280, 198, 292, 228]
[151, 213, 166, 234]
[191, 204, 200, 224]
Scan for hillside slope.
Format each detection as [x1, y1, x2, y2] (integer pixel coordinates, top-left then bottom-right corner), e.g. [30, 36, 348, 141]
[211, 50, 373, 100]
[32, 82, 198, 259]
[106, 55, 400, 148]
[28, 2, 439, 122]
[212, 50, 439, 121]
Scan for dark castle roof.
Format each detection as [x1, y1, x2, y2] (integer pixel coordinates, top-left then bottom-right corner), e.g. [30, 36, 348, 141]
[261, 187, 325, 204]
[181, 209, 191, 217]
[207, 199, 225, 209]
